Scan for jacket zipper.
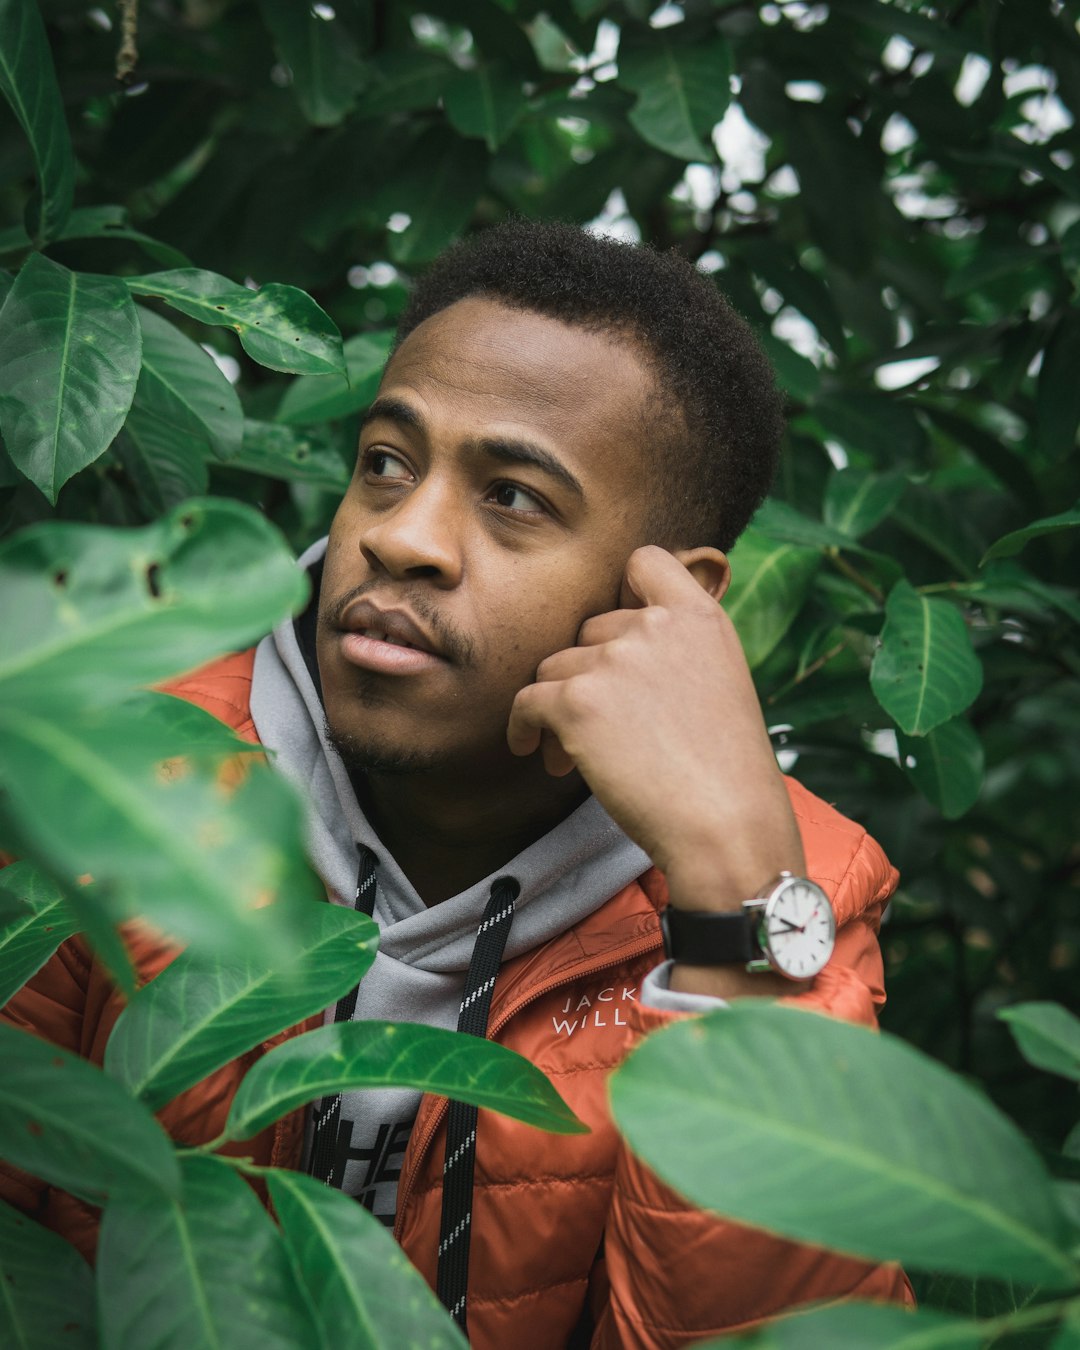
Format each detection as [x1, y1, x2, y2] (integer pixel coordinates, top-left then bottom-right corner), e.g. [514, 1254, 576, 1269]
[392, 930, 662, 1242]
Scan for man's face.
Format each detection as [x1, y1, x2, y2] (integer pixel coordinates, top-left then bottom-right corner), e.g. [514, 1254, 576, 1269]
[317, 296, 660, 776]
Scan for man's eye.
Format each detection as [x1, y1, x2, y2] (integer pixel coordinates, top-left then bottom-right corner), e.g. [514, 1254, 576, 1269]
[491, 483, 544, 513]
[364, 449, 410, 480]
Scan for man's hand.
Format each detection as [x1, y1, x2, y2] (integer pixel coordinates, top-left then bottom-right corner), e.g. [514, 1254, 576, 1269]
[507, 545, 805, 925]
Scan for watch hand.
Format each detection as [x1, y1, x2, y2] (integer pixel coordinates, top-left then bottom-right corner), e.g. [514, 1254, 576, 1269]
[774, 919, 806, 934]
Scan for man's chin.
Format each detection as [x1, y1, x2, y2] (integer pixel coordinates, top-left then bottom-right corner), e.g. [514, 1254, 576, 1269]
[325, 720, 449, 777]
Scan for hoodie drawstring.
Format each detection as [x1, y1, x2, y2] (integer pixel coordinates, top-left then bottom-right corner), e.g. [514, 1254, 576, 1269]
[436, 875, 519, 1334]
[307, 844, 378, 1185]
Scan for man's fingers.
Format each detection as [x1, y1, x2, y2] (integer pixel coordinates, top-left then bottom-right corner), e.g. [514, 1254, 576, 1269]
[507, 684, 576, 774]
[618, 544, 704, 611]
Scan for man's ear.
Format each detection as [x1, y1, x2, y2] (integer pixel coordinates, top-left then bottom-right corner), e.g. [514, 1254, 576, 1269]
[673, 546, 731, 602]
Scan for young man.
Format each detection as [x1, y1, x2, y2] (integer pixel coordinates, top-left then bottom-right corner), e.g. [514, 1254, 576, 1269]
[3, 222, 910, 1345]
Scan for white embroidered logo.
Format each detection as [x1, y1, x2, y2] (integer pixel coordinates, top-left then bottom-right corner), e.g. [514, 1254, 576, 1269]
[551, 985, 637, 1036]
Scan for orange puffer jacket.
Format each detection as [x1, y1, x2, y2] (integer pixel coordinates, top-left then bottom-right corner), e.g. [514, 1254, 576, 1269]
[1, 650, 913, 1347]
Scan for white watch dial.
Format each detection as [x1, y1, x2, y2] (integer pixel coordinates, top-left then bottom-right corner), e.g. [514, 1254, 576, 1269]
[762, 880, 835, 979]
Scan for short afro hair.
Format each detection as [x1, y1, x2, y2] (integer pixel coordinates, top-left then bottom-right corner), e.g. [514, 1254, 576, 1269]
[394, 219, 784, 553]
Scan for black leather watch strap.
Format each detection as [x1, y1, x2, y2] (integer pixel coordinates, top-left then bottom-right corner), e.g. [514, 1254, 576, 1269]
[660, 905, 759, 965]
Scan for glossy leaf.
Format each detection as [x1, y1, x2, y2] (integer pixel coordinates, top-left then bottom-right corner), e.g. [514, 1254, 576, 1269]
[618, 26, 731, 162]
[126, 305, 242, 464]
[999, 1003, 1080, 1083]
[982, 505, 1080, 564]
[445, 63, 527, 151]
[229, 419, 351, 489]
[0, 497, 306, 711]
[0, 859, 79, 1006]
[697, 1302, 984, 1349]
[824, 469, 908, 539]
[0, 0, 74, 241]
[276, 330, 394, 425]
[0, 1022, 179, 1206]
[0, 205, 192, 269]
[381, 128, 489, 265]
[897, 717, 984, 819]
[609, 1003, 1079, 1287]
[268, 1170, 468, 1350]
[224, 1020, 588, 1141]
[724, 527, 820, 669]
[98, 1154, 315, 1350]
[127, 270, 345, 376]
[0, 255, 141, 502]
[0, 1198, 96, 1350]
[113, 427, 208, 518]
[0, 692, 321, 963]
[870, 580, 983, 735]
[258, 0, 367, 127]
[106, 904, 377, 1110]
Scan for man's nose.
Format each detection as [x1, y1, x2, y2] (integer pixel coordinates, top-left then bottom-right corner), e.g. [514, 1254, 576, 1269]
[357, 476, 463, 585]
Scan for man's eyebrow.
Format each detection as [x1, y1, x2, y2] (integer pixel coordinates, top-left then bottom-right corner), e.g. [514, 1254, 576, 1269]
[361, 396, 426, 432]
[466, 436, 584, 499]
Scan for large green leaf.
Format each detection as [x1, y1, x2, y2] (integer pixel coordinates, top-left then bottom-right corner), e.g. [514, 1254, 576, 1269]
[276, 330, 393, 425]
[0, 859, 79, 1006]
[981, 504, 1080, 564]
[228, 419, 351, 490]
[0, 1198, 96, 1350]
[609, 1003, 1079, 1287]
[97, 1154, 315, 1350]
[106, 904, 377, 1110]
[618, 26, 731, 162]
[0, 0, 74, 242]
[224, 1020, 587, 1141]
[267, 1170, 468, 1350]
[897, 716, 984, 819]
[1037, 309, 1080, 461]
[0, 255, 141, 502]
[0, 693, 321, 964]
[0, 205, 192, 269]
[0, 497, 306, 712]
[257, 0, 367, 127]
[724, 527, 820, 669]
[999, 1003, 1080, 1084]
[445, 63, 527, 151]
[0, 1022, 179, 1206]
[870, 580, 983, 735]
[824, 469, 908, 539]
[128, 306, 243, 464]
[113, 427, 208, 518]
[697, 1302, 984, 1348]
[127, 271, 345, 376]
[351, 49, 455, 119]
[380, 128, 489, 265]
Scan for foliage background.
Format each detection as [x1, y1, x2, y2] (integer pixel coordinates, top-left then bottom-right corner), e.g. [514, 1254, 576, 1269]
[2, 0, 1080, 1346]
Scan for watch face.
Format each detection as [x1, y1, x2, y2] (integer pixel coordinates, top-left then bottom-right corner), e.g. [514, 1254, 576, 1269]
[762, 879, 836, 979]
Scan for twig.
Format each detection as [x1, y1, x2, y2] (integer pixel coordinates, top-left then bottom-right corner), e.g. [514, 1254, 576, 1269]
[116, 0, 139, 85]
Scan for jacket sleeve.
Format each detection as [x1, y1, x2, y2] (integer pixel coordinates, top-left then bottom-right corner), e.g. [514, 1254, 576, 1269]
[590, 812, 915, 1348]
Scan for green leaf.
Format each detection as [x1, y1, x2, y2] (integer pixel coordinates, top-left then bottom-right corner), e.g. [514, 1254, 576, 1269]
[897, 717, 984, 819]
[106, 904, 377, 1110]
[228, 419, 351, 490]
[981, 504, 1080, 564]
[824, 469, 907, 539]
[128, 305, 243, 464]
[0, 255, 141, 502]
[696, 1301, 985, 1349]
[0, 0, 75, 242]
[382, 128, 489, 266]
[618, 26, 731, 162]
[0, 497, 306, 712]
[113, 426, 208, 519]
[0, 693, 322, 965]
[257, 0, 367, 127]
[609, 1003, 1080, 1287]
[0, 206, 193, 269]
[0, 1022, 180, 1206]
[810, 392, 927, 464]
[445, 62, 527, 151]
[0, 1198, 96, 1350]
[276, 330, 393, 425]
[758, 332, 822, 404]
[724, 527, 820, 669]
[351, 49, 455, 119]
[127, 271, 345, 376]
[268, 1170, 468, 1350]
[98, 1154, 315, 1350]
[870, 580, 983, 735]
[224, 1020, 588, 1141]
[1037, 308, 1080, 460]
[785, 106, 879, 274]
[999, 1003, 1080, 1083]
[0, 859, 79, 1006]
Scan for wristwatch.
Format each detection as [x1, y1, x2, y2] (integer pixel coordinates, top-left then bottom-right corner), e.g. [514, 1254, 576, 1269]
[660, 871, 836, 980]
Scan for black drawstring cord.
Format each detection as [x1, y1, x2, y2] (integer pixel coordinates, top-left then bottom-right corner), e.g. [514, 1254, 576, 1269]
[436, 875, 519, 1333]
[308, 844, 378, 1186]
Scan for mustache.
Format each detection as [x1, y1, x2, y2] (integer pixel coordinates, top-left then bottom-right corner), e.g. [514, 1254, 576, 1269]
[321, 580, 476, 667]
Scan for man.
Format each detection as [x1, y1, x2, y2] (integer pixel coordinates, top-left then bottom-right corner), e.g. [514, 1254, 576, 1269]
[3, 221, 910, 1345]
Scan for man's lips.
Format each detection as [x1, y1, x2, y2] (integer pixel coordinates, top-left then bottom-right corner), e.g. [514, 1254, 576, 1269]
[337, 599, 448, 675]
